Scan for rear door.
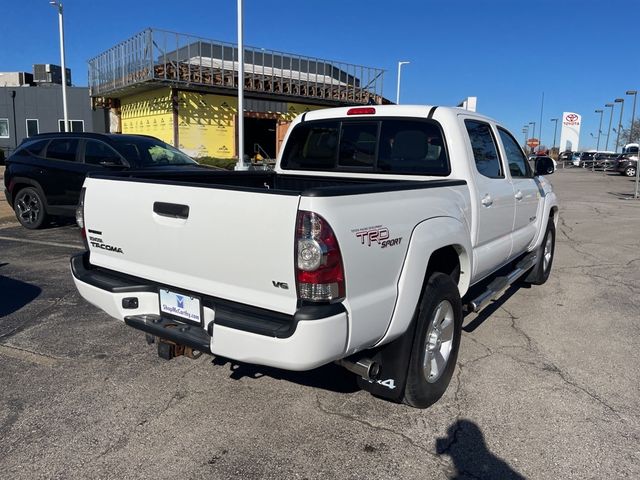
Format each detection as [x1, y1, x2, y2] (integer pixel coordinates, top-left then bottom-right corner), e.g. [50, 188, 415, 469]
[463, 119, 515, 281]
[497, 127, 539, 256]
[83, 177, 301, 314]
[42, 137, 82, 212]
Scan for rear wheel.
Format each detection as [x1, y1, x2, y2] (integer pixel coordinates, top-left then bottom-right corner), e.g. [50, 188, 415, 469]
[403, 272, 462, 408]
[625, 166, 637, 177]
[14, 187, 47, 229]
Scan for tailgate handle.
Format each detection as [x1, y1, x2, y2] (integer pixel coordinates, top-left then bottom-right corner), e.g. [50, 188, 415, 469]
[153, 202, 190, 219]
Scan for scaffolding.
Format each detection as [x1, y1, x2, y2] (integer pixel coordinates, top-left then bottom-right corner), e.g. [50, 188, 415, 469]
[88, 28, 386, 106]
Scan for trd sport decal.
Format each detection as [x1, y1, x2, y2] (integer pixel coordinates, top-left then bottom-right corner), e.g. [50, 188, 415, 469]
[352, 225, 403, 249]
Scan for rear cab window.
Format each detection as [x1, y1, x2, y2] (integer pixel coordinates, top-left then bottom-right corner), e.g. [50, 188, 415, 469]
[281, 118, 450, 176]
[464, 120, 503, 178]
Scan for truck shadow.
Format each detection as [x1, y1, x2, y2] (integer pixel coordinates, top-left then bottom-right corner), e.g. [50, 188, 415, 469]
[210, 356, 360, 394]
[0, 268, 42, 318]
[462, 284, 526, 333]
[436, 419, 525, 479]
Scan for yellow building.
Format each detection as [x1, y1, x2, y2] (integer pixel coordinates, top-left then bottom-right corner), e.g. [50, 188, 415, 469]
[89, 28, 387, 160]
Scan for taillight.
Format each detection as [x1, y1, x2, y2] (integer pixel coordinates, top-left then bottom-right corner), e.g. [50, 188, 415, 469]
[295, 211, 345, 302]
[76, 188, 89, 250]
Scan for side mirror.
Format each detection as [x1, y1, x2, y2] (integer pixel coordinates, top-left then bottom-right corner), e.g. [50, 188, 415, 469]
[535, 157, 555, 175]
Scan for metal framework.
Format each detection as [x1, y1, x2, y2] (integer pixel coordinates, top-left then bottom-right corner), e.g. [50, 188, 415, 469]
[88, 28, 386, 105]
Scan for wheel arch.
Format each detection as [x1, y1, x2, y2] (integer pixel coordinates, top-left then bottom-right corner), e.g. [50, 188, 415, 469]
[373, 216, 472, 347]
[9, 177, 50, 213]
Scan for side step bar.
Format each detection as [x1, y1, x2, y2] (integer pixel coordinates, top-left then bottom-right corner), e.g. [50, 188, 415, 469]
[466, 252, 538, 313]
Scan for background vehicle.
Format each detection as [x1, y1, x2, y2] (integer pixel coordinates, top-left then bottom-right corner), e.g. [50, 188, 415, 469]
[3, 133, 206, 229]
[71, 105, 558, 408]
[578, 151, 598, 168]
[616, 155, 638, 177]
[592, 152, 619, 169]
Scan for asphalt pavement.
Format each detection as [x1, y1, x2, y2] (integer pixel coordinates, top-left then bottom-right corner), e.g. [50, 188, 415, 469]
[0, 168, 639, 479]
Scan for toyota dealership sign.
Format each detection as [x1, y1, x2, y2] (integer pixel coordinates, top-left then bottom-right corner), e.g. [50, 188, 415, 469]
[559, 112, 581, 151]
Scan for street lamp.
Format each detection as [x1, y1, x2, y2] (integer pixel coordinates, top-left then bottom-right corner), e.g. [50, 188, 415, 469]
[522, 126, 528, 149]
[604, 103, 614, 151]
[614, 98, 624, 152]
[234, 0, 247, 170]
[594, 109, 603, 151]
[627, 90, 639, 199]
[550, 118, 558, 152]
[396, 61, 410, 104]
[49, 1, 69, 132]
[529, 122, 536, 153]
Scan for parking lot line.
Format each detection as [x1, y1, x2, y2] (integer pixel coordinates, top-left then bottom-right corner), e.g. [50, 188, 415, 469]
[0, 344, 59, 367]
[0, 235, 82, 249]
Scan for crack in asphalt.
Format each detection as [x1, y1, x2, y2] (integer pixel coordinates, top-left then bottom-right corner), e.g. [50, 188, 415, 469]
[314, 394, 455, 475]
[96, 361, 202, 459]
[498, 306, 624, 421]
[0, 294, 69, 342]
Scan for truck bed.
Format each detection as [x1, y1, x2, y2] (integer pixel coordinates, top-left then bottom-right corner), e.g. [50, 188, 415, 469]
[90, 169, 465, 197]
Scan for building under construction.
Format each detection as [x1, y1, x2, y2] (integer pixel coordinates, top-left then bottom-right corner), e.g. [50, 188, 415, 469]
[89, 28, 388, 159]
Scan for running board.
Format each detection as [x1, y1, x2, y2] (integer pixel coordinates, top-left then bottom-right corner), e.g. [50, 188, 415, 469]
[466, 252, 538, 313]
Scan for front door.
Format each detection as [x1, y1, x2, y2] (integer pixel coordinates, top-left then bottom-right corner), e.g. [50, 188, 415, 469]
[497, 127, 539, 257]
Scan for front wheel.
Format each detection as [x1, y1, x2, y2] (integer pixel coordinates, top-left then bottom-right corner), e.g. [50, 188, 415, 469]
[625, 166, 637, 177]
[403, 272, 463, 409]
[14, 187, 48, 229]
[526, 221, 555, 285]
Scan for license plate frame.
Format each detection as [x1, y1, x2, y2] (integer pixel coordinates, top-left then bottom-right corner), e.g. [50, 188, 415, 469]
[158, 288, 203, 326]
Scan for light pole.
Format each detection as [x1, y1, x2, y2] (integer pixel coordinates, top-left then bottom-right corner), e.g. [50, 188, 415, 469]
[628, 90, 639, 199]
[529, 122, 536, 153]
[49, 1, 69, 132]
[396, 61, 410, 104]
[594, 109, 603, 150]
[626, 90, 638, 146]
[604, 103, 614, 151]
[550, 118, 558, 153]
[234, 0, 247, 170]
[614, 98, 624, 152]
[522, 126, 528, 150]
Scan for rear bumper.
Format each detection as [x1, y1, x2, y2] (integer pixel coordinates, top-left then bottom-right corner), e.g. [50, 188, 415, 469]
[70, 253, 349, 370]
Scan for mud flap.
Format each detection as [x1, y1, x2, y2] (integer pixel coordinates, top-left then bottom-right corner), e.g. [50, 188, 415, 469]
[356, 318, 418, 402]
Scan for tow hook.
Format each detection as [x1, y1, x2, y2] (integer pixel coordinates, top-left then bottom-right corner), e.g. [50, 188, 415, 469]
[155, 338, 202, 360]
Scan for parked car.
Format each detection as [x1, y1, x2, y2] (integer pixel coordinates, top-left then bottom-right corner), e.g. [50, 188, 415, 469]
[616, 155, 638, 177]
[71, 105, 558, 408]
[578, 151, 598, 168]
[572, 152, 582, 166]
[592, 152, 619, 169]
[3, 133, 209, 229]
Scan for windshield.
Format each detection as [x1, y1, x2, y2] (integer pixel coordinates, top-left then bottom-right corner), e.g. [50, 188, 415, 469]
[111, 136, 198, 167]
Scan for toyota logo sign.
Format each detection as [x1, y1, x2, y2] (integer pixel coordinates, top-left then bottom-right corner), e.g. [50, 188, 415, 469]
[566, 114, 578, 122]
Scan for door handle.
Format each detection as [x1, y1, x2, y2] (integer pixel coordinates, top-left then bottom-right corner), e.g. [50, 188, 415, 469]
[153, 202, 190, 219]
[481, 194, 493, 207]
[515, 190, 523, 201]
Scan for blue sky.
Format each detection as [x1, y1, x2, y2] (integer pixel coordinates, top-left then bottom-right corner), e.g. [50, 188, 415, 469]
[2, 0, 638, 150]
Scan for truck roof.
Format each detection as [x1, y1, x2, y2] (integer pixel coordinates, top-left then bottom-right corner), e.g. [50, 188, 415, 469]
[300, 105, 498, 124]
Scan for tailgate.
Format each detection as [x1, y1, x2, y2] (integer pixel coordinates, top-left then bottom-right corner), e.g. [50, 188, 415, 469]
[83, 177, 300, 314]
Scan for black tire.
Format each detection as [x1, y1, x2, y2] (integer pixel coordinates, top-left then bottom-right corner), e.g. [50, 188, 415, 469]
[526, 221, 555, 285]
[625, 166, 636, 177]
[14, 187, 48, 229]
[403, 272, 463, 409]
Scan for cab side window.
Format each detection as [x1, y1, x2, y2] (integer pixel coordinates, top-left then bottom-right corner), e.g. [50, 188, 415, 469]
[498, 128, 531, 177]
[464, 120, 503, 178]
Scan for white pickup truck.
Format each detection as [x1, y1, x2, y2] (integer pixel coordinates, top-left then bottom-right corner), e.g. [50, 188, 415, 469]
[71, 105, 558, 408]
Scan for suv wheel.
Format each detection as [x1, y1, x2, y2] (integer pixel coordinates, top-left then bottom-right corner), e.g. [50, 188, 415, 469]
[625, 166, 637, 177]
[14, 187, 48, 229]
